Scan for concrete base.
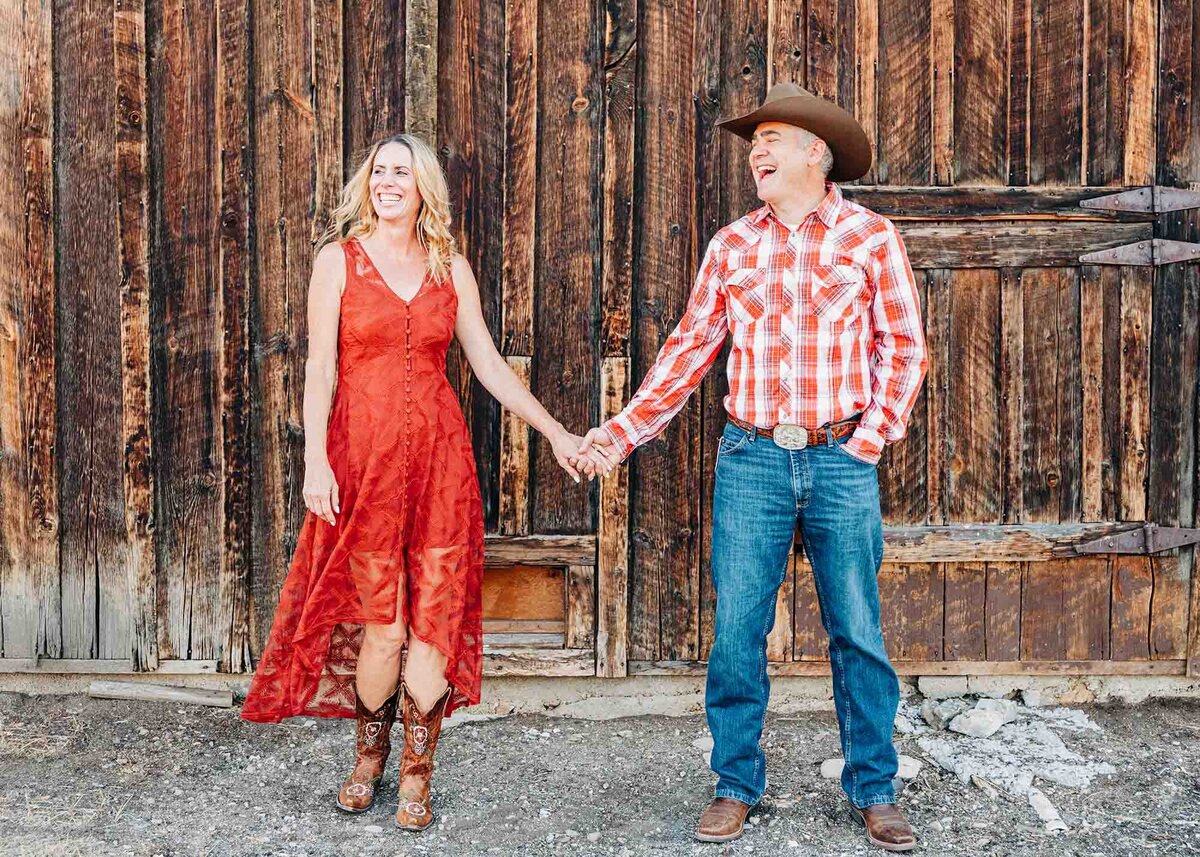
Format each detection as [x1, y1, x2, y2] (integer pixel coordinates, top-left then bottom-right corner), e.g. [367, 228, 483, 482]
[3, 672, 1200, 717]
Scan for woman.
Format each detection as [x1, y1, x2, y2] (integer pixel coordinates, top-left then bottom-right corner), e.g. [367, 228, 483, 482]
[241, 133, 596, 830]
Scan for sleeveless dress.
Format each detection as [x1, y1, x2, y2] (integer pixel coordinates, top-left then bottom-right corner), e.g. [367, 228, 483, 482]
[241, 238, 484, 722]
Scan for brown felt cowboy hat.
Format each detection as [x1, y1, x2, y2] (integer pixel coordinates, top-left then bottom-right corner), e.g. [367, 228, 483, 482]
[716, 82, 872, 182]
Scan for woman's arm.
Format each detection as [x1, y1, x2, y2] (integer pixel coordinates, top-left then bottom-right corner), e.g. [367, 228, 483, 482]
[301, 242, 346, 524]
[450, 256, 588, 482]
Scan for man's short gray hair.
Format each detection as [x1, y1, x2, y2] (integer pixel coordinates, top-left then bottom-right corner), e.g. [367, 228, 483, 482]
[796, 128, 835, 177]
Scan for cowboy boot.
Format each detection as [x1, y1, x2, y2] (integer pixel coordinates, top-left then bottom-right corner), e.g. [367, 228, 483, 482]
[336, 683, 400, 812]
[393, 683, 452, 830]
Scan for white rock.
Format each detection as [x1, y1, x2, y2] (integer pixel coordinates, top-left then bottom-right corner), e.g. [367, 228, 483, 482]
[703, 751, 712, 767]
[539, 808, 551, 818]
[692, 735, 714, 752]
[1021, 688, 1047, 708]
[897, 755, 922, 779]
[586, 832, 602, 843]
[974, 698, 1019, 723]
[364, 825, 383, 833]
[918, 676, 969, 699]
[928, 820, 944, 833]
[820, 758, 845, 779]
[922, 698, 970, 730]
[948, 709, 1008, 739]
[1028, 788, 1068, 833]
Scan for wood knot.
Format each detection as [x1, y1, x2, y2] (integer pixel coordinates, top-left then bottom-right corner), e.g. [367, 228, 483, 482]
[571, 96, 589, 113]
[1045, 470, 1061, 488]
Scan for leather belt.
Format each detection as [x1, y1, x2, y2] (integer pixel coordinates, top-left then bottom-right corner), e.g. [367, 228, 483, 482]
[728, 416, 858, 450]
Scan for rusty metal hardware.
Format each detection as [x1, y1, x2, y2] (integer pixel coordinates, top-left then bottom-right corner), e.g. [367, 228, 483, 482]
[1079, 239, 1200, 266]
[1080, 185, 1200, 214]
[1074, 524, 1200, 555]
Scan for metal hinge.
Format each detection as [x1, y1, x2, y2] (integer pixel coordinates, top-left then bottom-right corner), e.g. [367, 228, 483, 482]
[1080, 239, 1200, 265]
[1074, 524, 1200, 555]
[1080, 185, 1200, 214]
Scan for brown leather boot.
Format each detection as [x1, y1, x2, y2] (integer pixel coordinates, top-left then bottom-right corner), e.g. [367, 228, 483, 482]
[694, 797, 752, 842]
[335, 683, 400, 813]
[849, 802, 917, 852]
[393, 683, 452, 831]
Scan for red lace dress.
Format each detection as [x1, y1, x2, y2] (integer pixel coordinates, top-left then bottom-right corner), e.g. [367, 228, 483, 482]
[241, 238, 484, 723]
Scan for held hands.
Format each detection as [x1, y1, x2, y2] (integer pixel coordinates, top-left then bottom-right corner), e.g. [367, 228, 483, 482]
[303, 456, 340, 525]
[548, 426, 624, 483]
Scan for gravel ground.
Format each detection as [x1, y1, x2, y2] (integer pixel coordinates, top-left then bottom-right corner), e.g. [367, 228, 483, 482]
[1, 692, 1198, 856]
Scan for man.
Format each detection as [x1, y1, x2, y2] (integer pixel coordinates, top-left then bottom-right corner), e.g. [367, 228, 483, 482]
[580, 83, 927, 851]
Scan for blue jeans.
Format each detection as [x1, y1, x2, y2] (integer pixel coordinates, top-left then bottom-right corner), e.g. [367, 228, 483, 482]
[705, 420, 899, 809]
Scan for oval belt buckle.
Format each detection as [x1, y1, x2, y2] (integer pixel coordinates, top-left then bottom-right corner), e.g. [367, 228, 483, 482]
[773, 423, 808, 450]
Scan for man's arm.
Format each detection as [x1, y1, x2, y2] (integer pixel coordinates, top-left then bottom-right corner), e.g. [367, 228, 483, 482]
[581, 238, 729, 463]
[842, 220, 929, 465]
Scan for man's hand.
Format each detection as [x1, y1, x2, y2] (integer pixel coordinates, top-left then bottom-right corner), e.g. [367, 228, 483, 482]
[574, 427, 624, 478]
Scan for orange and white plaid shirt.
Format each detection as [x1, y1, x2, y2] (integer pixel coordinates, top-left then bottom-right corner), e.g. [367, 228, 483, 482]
[601, 182, 927, 465]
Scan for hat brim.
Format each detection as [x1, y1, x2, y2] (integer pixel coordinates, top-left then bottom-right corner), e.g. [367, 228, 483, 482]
[716, 96, 872, 182]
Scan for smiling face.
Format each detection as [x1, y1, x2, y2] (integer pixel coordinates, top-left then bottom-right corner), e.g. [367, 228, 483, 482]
[749, 121, 829, 205]
[369, 142, 422, 223]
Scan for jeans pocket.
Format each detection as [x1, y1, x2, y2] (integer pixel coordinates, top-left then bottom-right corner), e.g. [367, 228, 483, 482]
[833, 439, 875, 466]
[717, 425, 752, 458]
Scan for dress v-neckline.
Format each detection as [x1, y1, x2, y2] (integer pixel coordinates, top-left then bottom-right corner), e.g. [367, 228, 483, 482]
[354, 238, 429, 305]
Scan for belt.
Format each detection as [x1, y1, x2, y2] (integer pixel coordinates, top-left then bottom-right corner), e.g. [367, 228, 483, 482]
[728, 416, 858, 450]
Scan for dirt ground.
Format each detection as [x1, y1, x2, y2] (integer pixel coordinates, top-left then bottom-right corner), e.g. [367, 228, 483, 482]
[1, 691, 1198, 857]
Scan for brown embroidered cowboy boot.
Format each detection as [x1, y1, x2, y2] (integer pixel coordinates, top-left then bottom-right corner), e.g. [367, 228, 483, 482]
[695, 797, 753, 842]
[336, 683, 400, 813]
[393, 683, 452, 830]
[849, 802, 917, 852]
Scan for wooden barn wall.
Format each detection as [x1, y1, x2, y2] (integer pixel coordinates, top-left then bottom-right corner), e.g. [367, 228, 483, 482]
[0, 0, 1197, 676]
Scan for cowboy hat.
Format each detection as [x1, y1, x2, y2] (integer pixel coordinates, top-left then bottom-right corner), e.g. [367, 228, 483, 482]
[716, 82, 872, 182]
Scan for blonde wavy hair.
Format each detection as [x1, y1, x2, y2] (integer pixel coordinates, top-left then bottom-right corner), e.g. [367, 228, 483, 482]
[317, 134, 457, 282]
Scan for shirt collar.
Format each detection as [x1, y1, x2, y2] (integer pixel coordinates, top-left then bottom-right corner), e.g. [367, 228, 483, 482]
[751, 181, 842, 232]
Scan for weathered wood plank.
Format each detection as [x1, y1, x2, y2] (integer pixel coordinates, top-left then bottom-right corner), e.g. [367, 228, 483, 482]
[1006, 0, 1031, 185]
[805, 0, 838, 99]
[1020, 561, 1066, 660]
[765, 551, 794, 662]
[89, 680, 233, 708]
[875, 0, 930, 185]
[1124, 0, 1156, 185]
[628, 659, 1186, 677]
[853, 0, 878, 184]
[839, 186, 1155, 222]
[1000, 268, 1023, 522]
[951, 0, 1006, 183]
[930, 0, 953, 184]
[631, 0, 700, 661]
[482, 565, 564, 620]
[404, 0, 437, 141]
[1150, 554, 1189, 660]
[565, 565, 595, 650]
[898, 222, 1150, 269]
[439, 0, 504, 529]
[1118, 267, 1151, 521]
[1029, 0, 1083, 184]
[345, 0, 405, 157]
[57, 0, 129, 659]
[879, 273, 927, 524]
[792, 553, 825, 660]
[1021, 268, 1081, 523]
[1079, 266, 1104, 522]
[311, 0, 341, 239]
[250, 0, 317, 656]
[0, 0, 57, 660]
[878, 563, 943, 660]
[116, 0, 155, 670]
[152, 0, 223, 661]
[483, 534, 596, 567]
[924, 270, 948, 525]
[984, 561, 1022, 660]
[1063, 557, 1110, 660]
[767, 0, 803, 86]
[528, 0, 599, 532]
[501, 0, 537, 359]
[498, 357, 532, 535]
[1085, 0, 1156, 185]
[1110, 555, 1152, 659]
[596, 357, 630, 677]
[483, 619, 564, 634]
[881, 522, 1143, 562]
[599, 0, 635, 359]
[483, 647, 595, 677]
[943, 563, 986, 660]
[946, 269, 1002, 523]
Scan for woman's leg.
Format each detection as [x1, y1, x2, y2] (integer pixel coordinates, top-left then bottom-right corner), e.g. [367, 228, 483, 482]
[403, 638, 449, 712]
[356, 616, 407, 709]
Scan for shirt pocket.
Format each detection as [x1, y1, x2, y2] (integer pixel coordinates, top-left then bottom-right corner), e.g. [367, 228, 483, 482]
[811, 263, 867, 321]
[725, 267, 768, 325]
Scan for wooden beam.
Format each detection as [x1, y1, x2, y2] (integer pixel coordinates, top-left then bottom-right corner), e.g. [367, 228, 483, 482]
[497, 357, 532, 534]
[404, 0, 438, 142]
[565, 565, 596, 650]
[88, 680, 233, 708]
[596, 357, 630, 677]
[898, 221, 1150, 268]
[878, 522, 1147, 562]
[629, 659, 1187, 677]
[482, 647, 595, 677]
[839, 186, 1157, 221]
[483, 534, 595, 567]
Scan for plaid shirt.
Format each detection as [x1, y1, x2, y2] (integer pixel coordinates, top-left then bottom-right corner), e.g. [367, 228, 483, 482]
[601, 182, 927, 465]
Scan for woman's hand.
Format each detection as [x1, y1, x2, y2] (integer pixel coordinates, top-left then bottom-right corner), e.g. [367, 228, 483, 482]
[303, 456, 340, 525]
[548, 428, 590, 483]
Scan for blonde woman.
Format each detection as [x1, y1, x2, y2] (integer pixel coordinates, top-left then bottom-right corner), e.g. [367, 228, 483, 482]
[241, 134, 594, 829]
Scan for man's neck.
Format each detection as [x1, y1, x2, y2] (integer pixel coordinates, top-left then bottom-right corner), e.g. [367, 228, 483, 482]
[769, 180, 831, 225]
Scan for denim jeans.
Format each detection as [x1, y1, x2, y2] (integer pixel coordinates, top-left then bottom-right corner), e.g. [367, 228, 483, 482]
[704, 420, 899, 809]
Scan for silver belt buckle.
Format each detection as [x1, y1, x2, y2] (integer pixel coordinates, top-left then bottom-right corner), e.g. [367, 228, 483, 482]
[773, 423, 808, 450]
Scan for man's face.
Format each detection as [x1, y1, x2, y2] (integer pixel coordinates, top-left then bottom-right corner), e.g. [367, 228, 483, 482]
[748, 122, 826, 204]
